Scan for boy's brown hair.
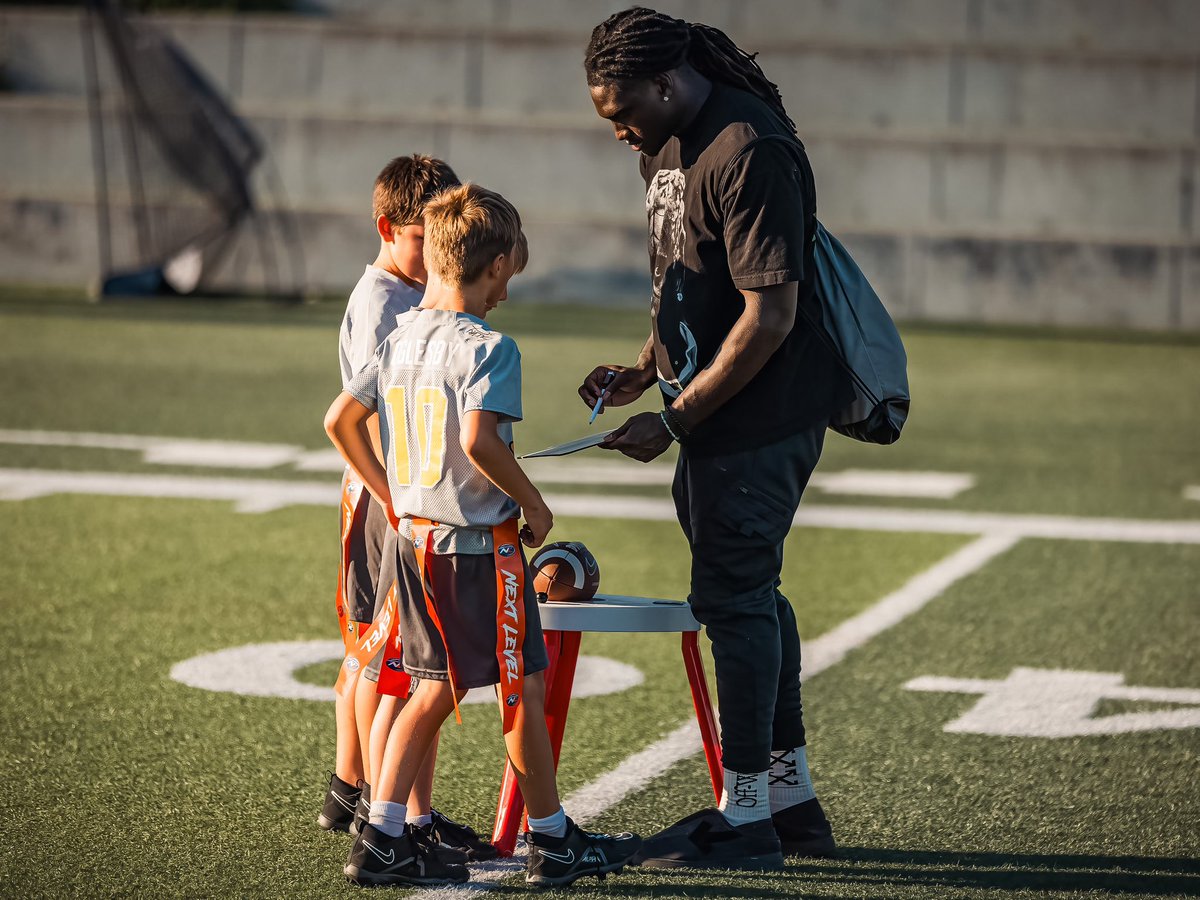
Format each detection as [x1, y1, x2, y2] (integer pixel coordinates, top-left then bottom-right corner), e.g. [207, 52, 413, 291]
[372, 154, 460, 227]
[423, 184, 529, 286]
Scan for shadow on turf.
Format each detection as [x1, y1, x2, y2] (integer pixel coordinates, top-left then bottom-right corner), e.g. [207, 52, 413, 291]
[484, 849, 1200, 897]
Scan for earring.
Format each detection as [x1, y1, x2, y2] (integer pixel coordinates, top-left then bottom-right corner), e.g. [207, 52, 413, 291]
[662, 95, 670, 102]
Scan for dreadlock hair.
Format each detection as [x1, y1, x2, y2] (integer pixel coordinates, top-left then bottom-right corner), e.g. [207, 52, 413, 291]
[583, 6, 796, 134]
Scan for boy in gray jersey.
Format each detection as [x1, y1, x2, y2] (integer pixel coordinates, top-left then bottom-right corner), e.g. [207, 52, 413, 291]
[322, 155, 491, 859]
[325, 184, 641, 888]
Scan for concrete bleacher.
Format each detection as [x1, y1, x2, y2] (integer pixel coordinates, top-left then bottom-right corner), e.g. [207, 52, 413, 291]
[1, 1, 1196, 328]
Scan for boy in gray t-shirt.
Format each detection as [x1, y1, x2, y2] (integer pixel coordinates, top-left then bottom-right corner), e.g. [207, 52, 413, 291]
[323, 156, 493, 860]
[326, 185, 641, 888]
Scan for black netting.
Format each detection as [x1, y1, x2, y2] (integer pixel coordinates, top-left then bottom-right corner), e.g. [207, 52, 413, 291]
[84, 0, 300, 296]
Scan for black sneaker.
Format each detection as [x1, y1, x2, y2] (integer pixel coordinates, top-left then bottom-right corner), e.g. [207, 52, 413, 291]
[525, 818, 642, 887]
[772, 797, 838, 857]
[426, 808, 498, 861]
[348, 782, 370, 838]
[630, 808, 784, 871]
[317, 773, 360, 833]
[411, 820, 470, 865]
[344, 824, 468, 887]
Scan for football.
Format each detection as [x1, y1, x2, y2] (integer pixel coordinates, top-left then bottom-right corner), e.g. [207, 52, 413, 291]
[530, 541, 601, 602]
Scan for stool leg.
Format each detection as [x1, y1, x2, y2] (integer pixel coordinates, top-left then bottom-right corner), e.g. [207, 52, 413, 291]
[543, 630, 581, 768]
[682, 631, 723, 803]
[492, 629, 578, 856]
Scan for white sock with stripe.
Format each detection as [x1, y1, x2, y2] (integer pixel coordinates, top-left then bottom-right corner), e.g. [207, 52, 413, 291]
[369, 800, 408, 837]
[717, 768, 770, 825]
[527, 805, 568, 838]
[769, 745, 816, 813]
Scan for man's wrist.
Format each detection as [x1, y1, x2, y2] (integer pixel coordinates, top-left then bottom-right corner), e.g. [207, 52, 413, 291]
[664, 405, 691, 438]
[660, 406, 690, 443]
[659, 410, 680, 442]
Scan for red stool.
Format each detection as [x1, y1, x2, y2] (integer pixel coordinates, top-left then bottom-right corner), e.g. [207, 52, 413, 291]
[491, 594, 722, 856]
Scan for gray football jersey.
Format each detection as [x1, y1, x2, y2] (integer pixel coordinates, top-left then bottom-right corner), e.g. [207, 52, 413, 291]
[347, 308, 522, 554]
[338, 266, 425, 388]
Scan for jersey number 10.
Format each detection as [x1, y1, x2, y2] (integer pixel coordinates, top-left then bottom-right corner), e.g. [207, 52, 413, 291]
[384, 386, 448, 488]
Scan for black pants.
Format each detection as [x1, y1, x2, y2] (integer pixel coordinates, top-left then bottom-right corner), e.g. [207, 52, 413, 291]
[672, 425, 825, 774]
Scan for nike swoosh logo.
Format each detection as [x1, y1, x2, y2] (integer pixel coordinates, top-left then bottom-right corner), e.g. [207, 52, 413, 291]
[332, 792, 356, 812]
[363, 840, 395, 865]
[538, 847, 575, 865]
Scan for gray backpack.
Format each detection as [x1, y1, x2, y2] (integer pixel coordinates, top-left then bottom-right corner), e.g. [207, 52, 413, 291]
[803, 220, 910, 444]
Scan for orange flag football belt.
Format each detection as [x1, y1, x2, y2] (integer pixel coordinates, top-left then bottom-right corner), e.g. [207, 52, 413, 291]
[389, 517, 526, 733]
[333, 472, 409, 700]
[334, 580, 403, 698]
[334, 472, 366, 655]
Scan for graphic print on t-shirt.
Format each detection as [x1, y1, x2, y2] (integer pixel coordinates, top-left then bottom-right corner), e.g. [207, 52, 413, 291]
[645, 167, 697, 397]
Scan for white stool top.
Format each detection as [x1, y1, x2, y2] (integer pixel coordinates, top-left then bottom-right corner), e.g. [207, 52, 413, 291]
[538, 593, 700, 633]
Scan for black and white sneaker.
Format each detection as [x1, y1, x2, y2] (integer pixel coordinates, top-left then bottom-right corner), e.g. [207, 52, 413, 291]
[525, 819, 641, 887]
[630, 808, 784, 871]
[317, 772, 361, 833]
[344, 824, 469, 887]
[411, 820, 470, 865]
[348, 782, 370, 838]
[772, 797, 838, 857]
[425, 808, 498, 861]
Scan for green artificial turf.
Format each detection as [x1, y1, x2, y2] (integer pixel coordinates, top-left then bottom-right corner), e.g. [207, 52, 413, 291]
[1, 297, 1198, 898]
[1, 297, 1198, 518]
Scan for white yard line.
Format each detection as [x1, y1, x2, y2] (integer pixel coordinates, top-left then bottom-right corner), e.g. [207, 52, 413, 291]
[0, 428, 302, 469]
[4, 468, 1200, 544]
[0, 429, 975, 499]
[407, 532, 1021, 896]
[547, 493, 1200, 545]
[810, 469, 975, 499]
[0, 468, 336, 513]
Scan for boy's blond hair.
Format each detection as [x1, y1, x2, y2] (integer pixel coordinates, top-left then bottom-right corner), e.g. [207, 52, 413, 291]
[372, 154, 460, 227]
[423, 184, 529, 286]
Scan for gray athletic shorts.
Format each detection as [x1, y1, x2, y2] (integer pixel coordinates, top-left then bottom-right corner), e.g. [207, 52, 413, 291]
[344, 488, 389, 625]
[363, 524, 399, 684]
[384, 533, 549, 690]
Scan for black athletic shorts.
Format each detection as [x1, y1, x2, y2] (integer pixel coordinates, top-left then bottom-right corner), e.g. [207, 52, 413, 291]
[343, 487, 390, 625]
[387, 533, 549, 690]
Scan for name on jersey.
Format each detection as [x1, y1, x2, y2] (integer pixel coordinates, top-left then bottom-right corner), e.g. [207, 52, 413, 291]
[393, 338, 459, 368]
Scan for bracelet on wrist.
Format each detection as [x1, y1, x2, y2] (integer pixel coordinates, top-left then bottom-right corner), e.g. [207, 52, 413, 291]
[662, 405, 690, 439]
[659, 410, 682, 443]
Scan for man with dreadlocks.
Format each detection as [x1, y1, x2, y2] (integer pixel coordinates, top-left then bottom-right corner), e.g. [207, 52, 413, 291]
[578, 7, 852, 872]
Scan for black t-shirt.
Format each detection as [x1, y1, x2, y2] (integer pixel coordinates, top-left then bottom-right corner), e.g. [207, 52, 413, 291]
[640, 82, 851, 456]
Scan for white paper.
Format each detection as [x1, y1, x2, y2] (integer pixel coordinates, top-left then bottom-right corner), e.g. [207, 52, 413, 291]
[518, 432, 613, 459]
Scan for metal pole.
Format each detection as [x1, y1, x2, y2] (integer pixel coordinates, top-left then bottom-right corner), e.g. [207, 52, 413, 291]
[82, 1, 113, 287]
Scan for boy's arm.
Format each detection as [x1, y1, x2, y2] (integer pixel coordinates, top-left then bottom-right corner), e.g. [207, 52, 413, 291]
[366, 413, 386, 466]
[324, 392, 397, 528]
[461, 410, 552, 547]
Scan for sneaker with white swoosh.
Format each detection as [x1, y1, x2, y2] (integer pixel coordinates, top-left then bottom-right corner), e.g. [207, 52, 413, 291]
[525, 818, 641, 887]
[344, 824, 468, 887]
[317, 772, 360, 833]
[424, 808, 497, 861]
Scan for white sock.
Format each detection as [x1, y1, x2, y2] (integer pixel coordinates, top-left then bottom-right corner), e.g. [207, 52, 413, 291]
[769, 745, 816, 813]
[526, 805, 568, 838]
[717, 768, 770, 825]
[369, 800, 408, 837]
[406, 812, 432, 828]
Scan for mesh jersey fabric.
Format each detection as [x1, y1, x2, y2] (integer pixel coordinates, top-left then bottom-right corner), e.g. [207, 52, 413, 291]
[338, 266, 425, 388]
[347, 308, 522, 554]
